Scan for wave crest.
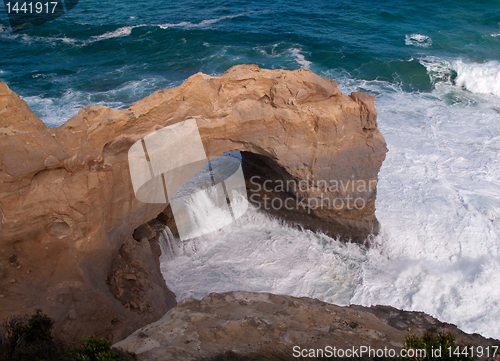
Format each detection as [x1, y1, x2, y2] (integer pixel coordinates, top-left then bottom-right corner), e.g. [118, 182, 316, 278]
[419, 58, 500, 97]
[452, 60, 500, 97]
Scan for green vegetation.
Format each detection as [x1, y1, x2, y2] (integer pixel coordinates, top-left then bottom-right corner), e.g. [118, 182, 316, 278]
[67, 336, 128, 361]
[199, 330, 480, 361]
[404, 329, 475, 361]
[0, 309, 64, 361]
[0, 309, 135, 361]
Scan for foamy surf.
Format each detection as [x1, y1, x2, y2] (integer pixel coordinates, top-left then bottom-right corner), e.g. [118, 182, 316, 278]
[452, 60, 500, 97]
[418, 57, 455, 84]
[0, 14, 247, 46]
[159, 13, 247, 29]
[419, 57, 500, 97]
[90, 25, 143, 41]
[291, 48, 311, 69]
[348, 77, 500, 339]
[160, 76, 500, 339]
[23, 77, 169, 127]
[0, 31, 81, 45]
[160, 204, 366, 304]
[405, 33, 432, 47]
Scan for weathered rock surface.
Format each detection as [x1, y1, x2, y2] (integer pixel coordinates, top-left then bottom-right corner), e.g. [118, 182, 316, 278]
[0, 65, 386, 342]
[114, 291, 500, 360]
[106, 236, 175, 317]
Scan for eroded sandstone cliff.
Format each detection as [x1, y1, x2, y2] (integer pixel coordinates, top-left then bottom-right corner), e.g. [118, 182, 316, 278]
[0, 65, 387, 342]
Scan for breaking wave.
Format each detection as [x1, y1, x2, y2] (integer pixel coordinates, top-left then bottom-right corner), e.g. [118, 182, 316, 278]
[452, 60, 500, 97]
[420, 58, 500, 97]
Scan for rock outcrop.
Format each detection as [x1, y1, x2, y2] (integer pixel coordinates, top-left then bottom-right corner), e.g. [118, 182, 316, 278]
[0, 65, 387, 342]
[114, 291, 500, 360]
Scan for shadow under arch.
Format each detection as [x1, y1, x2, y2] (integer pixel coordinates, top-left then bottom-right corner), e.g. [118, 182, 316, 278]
[146, 150, 379, 246]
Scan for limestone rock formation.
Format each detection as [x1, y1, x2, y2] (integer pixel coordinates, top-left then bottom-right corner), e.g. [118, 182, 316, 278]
[0, 65, 387, 342]
[114, 291, 499, 360]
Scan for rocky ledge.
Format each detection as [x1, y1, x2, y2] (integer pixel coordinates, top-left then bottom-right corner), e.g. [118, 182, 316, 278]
[0, 65, 386, 342]
[114, 291, 500, 360]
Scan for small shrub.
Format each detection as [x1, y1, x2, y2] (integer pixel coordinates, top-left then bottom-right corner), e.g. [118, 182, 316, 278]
[0, 309, 66, 361]
[8, 308, 54, 344]
[68, 335, 134, 361]
[404, 328, 475, 361]
[0, 310, 135, 361]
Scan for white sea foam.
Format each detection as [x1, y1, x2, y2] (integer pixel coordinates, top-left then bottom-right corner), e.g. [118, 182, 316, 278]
[346, 79, 500, 339]
[160, 75, 500, 339]
[452, 60, 500, 97]
[419, 57, 500, 98]
[0, 13, 245, 45]
[0, 31, 81, 45]
[161, 205, 366, 303]
[22, 93, 110, 127]
[419, 57, 454, 84]
[158, 226, 179, 259]
[159, 13, 246, 30]
[23, 77, 169, 126]
[159, 21, 189, 29]
[291, 48, 311, 69]
[2, 25, 143, 44]
[0, 33, 21, 41]
[91, 26, 140, 41]
[60, 37, 78, 44]
[405, 33, 432, 47]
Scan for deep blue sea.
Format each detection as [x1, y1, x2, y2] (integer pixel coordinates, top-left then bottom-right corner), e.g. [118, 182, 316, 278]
[1, 0, 500, 339]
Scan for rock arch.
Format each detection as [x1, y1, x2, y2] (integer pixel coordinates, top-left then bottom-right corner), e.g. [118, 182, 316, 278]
[0, 65, 386, 342]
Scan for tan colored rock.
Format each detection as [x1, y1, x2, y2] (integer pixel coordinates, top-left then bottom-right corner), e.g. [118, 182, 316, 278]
[106, 236, 172, 324]
[114, 291, 499, 360]
[132, 223, 156, 241]
[123, 274, 137, 281]
[0, 262, 5, 280]
[0, 65, 386, 342]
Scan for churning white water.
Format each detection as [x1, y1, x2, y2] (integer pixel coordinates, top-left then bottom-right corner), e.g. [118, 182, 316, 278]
[157, 226, 178, 259]
[160, 64, 500, 339]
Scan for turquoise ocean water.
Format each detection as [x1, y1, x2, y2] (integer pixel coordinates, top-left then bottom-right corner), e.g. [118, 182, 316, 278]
[2, 0, 500, 339]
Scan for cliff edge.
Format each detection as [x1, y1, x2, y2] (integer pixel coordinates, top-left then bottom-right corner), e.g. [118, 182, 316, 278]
[114, 291, 500, 360]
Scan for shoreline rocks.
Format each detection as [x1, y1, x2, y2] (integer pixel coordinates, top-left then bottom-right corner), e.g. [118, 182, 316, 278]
[113, 291, 500, 361]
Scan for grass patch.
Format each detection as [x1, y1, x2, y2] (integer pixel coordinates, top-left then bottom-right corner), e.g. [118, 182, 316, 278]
[404, 328, 475, 361]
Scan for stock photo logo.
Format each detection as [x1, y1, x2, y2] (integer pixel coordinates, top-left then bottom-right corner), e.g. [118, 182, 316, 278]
[3, 0, 78, 32]
[128, 119, 248, 241]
